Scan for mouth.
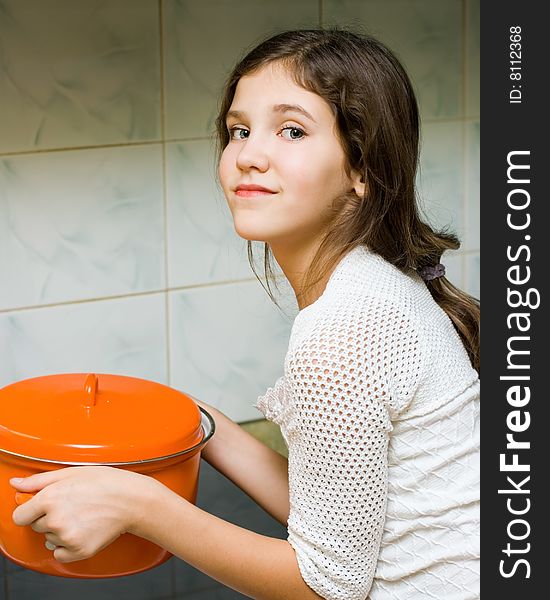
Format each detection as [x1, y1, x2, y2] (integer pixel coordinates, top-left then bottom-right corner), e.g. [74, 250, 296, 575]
[234, 184, 277, 198]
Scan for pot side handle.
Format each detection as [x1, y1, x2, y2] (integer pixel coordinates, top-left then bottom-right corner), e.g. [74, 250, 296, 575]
[15, 492, 35, 505]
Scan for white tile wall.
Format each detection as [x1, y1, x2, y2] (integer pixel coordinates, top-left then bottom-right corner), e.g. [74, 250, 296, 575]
[441, 250, 463, 289]
[169, 281, 294, 422]
[323, 0, 463, 119]
[466, 121, 480, 252]
[0, 0, 161, 153]
[0, 294, 167, 387]
[0, 145, 165, 310]
[163, 0, 320, 138]
[466, 253, 480, 300]
[417, 121, 464, 241]
[165, 139, 251, 287]
[0, 0, 480, 420]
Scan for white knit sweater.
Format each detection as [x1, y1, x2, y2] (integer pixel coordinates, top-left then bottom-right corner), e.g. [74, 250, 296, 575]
[255, 245, 480, 600]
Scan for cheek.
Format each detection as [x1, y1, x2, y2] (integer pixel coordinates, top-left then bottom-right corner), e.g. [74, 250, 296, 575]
[279, 155, 318, 198]
[282, 152, 347, 207]
[218, 149, 234, 192]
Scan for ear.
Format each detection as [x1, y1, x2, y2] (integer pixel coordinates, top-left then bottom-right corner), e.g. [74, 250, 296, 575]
[350, 169, 366, 199]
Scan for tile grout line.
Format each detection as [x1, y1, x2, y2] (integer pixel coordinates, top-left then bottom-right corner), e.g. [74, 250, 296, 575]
[158, 0, 173, 399]
[0, 120, 481, 159]
[462, 0, 468, 117]
[0, 248, 480, 316]
[463, 120, 472, 291]
[465, 0, 479, 293]
[0, 277, 262, 315]
[462, 130, 468, 291]
[462, 0, 469, 290]
[0, 137, 210, 159]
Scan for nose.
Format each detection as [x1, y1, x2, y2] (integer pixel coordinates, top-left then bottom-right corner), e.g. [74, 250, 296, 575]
[235, 133, 269, 172]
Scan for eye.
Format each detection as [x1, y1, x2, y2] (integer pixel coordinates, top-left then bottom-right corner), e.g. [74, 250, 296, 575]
[280, 126, 306, 141]
[228, 127, 249, 140]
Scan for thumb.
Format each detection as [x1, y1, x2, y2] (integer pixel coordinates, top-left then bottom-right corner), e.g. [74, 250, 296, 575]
[10, 469, 64, 492]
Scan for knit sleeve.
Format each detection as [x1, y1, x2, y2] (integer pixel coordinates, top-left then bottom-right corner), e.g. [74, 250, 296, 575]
[284, 306, 396, 600]
[254, 375, 286, 422]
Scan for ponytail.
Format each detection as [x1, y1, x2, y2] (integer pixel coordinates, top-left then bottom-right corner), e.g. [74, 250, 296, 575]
[423, 267, 480, 375]
[413, 225, 480, 375]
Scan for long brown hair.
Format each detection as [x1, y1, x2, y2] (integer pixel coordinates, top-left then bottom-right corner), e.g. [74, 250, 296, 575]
[214, 28, 480, 375]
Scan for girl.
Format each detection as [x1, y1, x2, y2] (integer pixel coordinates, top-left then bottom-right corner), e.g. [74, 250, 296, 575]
[11, 29, 480, 600]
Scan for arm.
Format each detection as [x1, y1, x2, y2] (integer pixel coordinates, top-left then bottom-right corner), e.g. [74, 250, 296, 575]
[133, 480, 324, 600]
[192, 397, 290, 527]
[277, 299, 401, 599]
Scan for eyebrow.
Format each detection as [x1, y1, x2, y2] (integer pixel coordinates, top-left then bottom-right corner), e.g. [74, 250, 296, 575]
[226, 104, 317, 124]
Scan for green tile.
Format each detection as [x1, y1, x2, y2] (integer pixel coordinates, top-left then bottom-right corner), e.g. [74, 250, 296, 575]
[240, 420, 288, 458]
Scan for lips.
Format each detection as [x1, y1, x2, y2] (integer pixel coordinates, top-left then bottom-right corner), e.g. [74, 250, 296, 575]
[234, 184, 276, 198]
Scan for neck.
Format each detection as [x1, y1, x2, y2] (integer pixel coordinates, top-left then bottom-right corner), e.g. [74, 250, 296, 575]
[269, 238, 332, 311]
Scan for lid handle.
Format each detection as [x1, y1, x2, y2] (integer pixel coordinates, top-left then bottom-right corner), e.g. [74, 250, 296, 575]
[83, 373, 98, 408]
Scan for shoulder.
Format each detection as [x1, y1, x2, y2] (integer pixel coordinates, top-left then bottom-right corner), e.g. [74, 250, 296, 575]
[289, 249, 426, 375]
[286, 248, 428, 417]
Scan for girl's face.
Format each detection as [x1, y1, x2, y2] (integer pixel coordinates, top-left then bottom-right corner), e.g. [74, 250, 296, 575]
[219, 63, 364, 253]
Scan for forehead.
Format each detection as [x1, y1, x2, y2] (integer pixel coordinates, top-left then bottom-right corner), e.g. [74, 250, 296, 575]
[229, 63, 333, 120]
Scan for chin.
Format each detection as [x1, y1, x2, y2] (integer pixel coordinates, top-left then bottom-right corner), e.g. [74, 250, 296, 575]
[232, 218, 272, 243]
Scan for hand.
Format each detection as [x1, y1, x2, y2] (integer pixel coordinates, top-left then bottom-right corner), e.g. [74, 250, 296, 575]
[10, 466, 160, 563]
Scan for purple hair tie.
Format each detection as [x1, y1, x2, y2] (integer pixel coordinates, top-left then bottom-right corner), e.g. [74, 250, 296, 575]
[418, 263, 446, 281]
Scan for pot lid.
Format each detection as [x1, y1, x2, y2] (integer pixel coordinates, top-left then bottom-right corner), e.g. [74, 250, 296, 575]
[0, 373, 204, 463]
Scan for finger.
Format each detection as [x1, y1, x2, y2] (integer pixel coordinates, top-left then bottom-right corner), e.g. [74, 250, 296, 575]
[44, 532, 64, 547]
[30, 515, 50, 534]
[10, 467, 75, 492]
[12, 495, 46, 527]
[53, 546, 82, 564]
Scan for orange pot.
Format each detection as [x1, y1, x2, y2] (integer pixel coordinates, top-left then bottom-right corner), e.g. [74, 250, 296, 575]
[0, 373, 215, 578]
